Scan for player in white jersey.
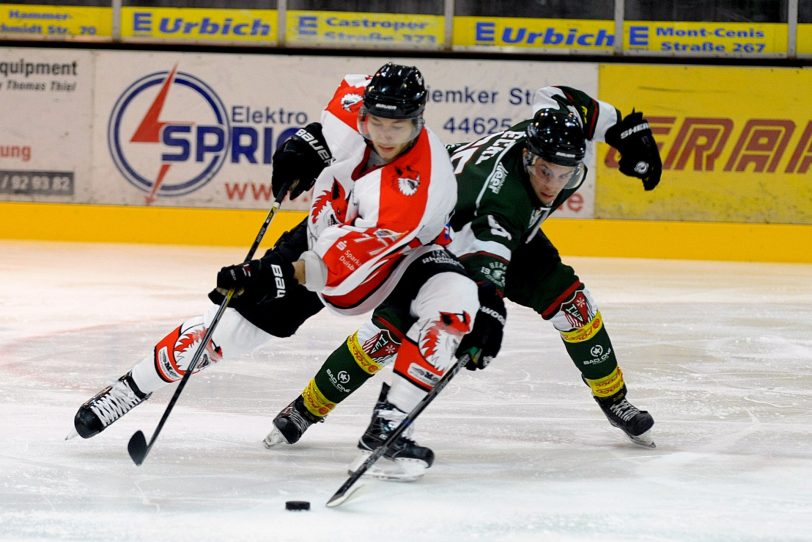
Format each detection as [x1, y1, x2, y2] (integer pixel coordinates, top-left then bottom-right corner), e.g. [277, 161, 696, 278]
[71, 64, 480, 473]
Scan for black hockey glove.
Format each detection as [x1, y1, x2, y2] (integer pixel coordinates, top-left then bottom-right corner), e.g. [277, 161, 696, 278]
[216, 252, 296, 299]
[457, 282, 507, 370]
[605, 110, 662, 191]
[272, 123, 332, 200]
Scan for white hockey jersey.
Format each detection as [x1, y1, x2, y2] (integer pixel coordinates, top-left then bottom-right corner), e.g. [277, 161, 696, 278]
[298, 74, 457, 315]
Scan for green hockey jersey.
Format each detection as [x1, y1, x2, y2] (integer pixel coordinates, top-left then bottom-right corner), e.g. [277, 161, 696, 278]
[446, 120, 585, 294]
[445, 85, 622, 296]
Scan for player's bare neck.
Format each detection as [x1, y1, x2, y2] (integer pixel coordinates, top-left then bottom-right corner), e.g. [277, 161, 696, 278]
[360, 148, 388, 175]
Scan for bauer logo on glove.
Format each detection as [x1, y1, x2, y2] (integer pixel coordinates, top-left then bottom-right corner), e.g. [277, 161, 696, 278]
[271, 122, 333, 200]
[216, 251, 296, 300]
[270, 263, 288, 298]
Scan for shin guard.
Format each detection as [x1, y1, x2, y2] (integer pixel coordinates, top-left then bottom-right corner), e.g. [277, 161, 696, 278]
[153, 316, 223, 383]
[304, 321, 397, 418]
[544, 283, 619, 382]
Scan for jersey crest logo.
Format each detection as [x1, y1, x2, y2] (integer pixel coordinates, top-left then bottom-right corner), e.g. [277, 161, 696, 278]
[395, 166, 420, 196]
[311, 178, 348, 225]
[341, 93, 363, 112]
[398, 176, 420, 196]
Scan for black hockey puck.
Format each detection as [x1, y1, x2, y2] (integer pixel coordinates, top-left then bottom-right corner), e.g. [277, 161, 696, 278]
[285, 500, 310, 511]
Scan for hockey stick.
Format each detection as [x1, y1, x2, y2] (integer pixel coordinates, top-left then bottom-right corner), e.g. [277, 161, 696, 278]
[128, 182, 293, 466]
[326, 350, 480, 508]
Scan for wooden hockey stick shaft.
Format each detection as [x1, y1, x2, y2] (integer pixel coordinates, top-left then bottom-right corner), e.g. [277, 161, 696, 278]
[128, 182, 293, 466]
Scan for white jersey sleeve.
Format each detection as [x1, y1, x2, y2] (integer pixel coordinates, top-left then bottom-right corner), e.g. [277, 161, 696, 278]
[531, 85, 621, 168]
[319, 74, 368, 163]
[532, 86, 620, 142]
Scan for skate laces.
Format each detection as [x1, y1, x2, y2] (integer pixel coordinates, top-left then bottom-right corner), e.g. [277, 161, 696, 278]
[280, 401, 321, 432]
[381, 422, 417, 449]
[89, 381, 143, 426]
[283, 406, 311, 433]
[363, 410, 417, 451]
[379, 405, 416, 437]
[609, 399, 641, 423]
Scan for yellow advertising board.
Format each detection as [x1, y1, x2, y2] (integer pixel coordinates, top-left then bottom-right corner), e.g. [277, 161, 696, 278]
[286, 10, 444, 47]
[121, 7, 276, 43]
[597, 65, 812, 224]
[798, 23, 812, 56]
[0, 4, 111, 40]
[623, 21, 787, 55]
[453, 16, 615, 52]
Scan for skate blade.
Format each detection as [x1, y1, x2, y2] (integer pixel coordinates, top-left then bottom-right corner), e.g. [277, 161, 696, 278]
[627, 429, 656, 449]
[65, 428, 79, 441]
[262, 428, 288, 449]
[348, 452, 427, 482]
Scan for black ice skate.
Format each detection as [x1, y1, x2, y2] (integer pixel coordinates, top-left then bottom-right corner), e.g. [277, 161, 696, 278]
[595, 386, 655, 448]
[71, 372, 151, 439]
[263, 395, 323, 448]
[348, 383, 435, 481]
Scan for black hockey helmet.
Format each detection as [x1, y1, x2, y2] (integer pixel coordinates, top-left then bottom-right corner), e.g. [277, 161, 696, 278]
[362, 63, 427, 120]
[524, 109, 586, 167]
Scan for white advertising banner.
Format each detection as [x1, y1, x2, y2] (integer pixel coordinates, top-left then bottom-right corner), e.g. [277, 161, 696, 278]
[0, 48, 93, 204]
[5, 48, 598, 218]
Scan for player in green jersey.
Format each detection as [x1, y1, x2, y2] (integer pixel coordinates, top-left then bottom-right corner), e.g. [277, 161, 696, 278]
[265, 85, 663, 480]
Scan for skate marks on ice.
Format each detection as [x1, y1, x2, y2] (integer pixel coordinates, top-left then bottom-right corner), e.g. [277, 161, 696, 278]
[1, 242, 812, 541]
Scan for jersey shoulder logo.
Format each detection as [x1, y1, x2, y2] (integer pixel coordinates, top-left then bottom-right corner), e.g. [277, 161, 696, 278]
[341, 93, 363, 112]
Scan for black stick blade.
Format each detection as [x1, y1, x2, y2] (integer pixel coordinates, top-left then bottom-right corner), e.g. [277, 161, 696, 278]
[128, 430, 149, 466]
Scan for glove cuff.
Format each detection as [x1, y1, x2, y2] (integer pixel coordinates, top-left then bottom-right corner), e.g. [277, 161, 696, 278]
[604, 123, 621, 149]
[299, 250, 327, 292]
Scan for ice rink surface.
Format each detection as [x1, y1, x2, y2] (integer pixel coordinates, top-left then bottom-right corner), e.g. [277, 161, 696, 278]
[1, 240, 811, 542]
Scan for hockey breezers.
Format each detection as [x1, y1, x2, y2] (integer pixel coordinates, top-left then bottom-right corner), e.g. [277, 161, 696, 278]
[326, 350, 480, 508]
[127, 181, 294, 466]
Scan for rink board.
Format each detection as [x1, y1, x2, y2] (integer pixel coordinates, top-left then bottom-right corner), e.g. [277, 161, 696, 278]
[1, 202, 810, 263]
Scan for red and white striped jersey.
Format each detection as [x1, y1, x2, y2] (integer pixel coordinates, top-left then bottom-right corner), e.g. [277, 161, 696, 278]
[300, 73, 457, 315]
